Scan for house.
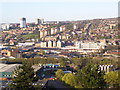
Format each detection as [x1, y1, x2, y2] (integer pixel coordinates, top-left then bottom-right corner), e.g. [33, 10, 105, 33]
[0, 48, 22, 59]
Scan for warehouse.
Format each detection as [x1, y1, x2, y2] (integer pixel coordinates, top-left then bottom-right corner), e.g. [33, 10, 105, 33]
[0, 63, 21, 80]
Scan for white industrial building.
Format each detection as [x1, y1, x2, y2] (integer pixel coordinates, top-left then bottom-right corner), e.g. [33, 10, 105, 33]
[75, 41, 106, 49]
[75, 41, 106, 53]
[61, 41, 106, 53]
[17, 42, 35, 47]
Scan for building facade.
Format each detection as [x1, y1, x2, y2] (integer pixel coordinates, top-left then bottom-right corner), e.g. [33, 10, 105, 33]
[20, 17, 26, 28]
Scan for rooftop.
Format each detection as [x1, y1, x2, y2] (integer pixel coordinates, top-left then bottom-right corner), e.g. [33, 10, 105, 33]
[0, 63, 21, 72]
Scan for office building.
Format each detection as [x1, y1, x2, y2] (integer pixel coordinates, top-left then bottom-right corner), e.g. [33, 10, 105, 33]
[36, 18, 41, 25]
[20, 17, 26, 28]
[40, 18, 44, 24]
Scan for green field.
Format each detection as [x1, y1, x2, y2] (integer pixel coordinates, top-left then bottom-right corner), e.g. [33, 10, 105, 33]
[22, 33, 39, 39]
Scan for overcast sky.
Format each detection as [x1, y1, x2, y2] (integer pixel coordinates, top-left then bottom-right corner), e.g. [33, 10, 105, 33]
[0, 0, 119, 23]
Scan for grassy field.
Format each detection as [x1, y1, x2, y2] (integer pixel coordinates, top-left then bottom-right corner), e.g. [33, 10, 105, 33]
[21, 33, 39, 39]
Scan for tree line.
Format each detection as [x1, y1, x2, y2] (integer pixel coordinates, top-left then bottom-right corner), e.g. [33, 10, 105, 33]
[1, 57, 118, 67]
[5, 57, 119, 89]
[55, 64, 119, 89]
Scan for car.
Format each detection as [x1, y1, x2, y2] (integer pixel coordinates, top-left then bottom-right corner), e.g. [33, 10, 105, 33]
[48, 76, 58, 80]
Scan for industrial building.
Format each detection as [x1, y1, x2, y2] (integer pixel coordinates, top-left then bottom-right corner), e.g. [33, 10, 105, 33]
[0, 63, 21, 80]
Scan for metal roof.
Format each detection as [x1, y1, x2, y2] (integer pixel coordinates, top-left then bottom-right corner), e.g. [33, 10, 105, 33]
[0, 63, 21, 72]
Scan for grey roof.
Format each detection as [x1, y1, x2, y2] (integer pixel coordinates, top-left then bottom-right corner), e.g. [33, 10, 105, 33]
[0, 63, 21, 72]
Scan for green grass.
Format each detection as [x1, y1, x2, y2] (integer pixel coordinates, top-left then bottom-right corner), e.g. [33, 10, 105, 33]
[22, 33, 39, 39]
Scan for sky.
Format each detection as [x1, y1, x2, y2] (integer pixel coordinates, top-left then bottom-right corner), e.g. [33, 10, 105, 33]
[0, 0, 119, 23]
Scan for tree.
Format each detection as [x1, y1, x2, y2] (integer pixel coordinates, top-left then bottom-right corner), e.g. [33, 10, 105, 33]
[77, 64, 106, 88]
[74, 65, 80, 71]
[55, 69, 64, 80]
[71, 57, 91, 69]
[40, 50, 45, 55]
[104, 71, 119, 88]
[10, 62, 38, 89]
[62, 73, 77, 87]
[59, 57, 67, 67]
[66, 23, 73, 31]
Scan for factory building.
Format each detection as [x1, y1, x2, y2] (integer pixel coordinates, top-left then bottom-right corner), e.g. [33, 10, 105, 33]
[0, 63, 21, 80]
